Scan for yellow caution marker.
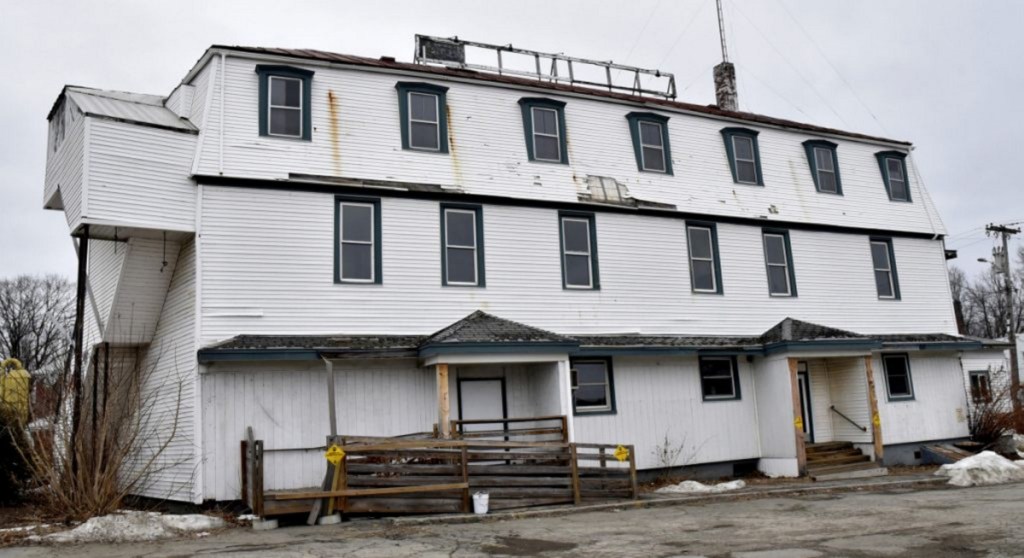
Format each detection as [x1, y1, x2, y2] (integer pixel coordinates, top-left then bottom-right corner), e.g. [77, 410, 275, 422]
[325, 444, 346, 465]
[614, 445, 630, 462]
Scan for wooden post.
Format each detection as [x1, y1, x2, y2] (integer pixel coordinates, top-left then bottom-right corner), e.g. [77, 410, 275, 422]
[628, 445, 638, 500]
[437, 364, 451, 438]
[70, 226, 89, 477]
[560, 415, 569, 443]
[245, 426, 255, 508]
[599, 447, 606, 468]
[788, 358, 807, 475]
[326, 459, 342, 515]
[339, 455, 348, 515]
[864, 355, 885, 464]
[460, 445, 470, 513]
[240, 440, 249, 507]
[570, 444, 581, 505]
[254, 440, 265, 518]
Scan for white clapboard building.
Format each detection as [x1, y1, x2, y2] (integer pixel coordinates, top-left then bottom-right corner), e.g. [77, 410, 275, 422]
[44, 38, 1008, 504]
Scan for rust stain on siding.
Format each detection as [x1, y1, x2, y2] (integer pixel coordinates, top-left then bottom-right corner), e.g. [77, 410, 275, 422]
[327, 90, 342, 175]
[446, 104, 464, 186]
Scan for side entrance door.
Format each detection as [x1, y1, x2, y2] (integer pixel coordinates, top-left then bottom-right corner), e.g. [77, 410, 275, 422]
[797, 362, 814, 444]
[457, 378, 507, 434]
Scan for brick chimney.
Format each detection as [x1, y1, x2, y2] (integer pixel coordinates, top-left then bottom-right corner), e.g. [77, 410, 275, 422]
[714, 61, 738, 112]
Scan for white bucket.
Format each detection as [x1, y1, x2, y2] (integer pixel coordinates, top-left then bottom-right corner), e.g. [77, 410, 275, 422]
[472, 491, 489, 515]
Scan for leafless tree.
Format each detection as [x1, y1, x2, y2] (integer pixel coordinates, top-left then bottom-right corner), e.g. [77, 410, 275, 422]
[0, 275, 74, 377]
[949, 248, 1024, 339]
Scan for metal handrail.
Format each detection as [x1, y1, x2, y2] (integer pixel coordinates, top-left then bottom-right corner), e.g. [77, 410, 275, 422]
[829, 405, 868, 432]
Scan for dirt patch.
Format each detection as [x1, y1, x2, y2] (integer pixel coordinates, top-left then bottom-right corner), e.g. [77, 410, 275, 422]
[479, 535, 578, 556]
[888, 464, 940, 476]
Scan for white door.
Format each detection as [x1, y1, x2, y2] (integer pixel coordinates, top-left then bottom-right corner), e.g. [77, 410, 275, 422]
[459, 379, 506, 434]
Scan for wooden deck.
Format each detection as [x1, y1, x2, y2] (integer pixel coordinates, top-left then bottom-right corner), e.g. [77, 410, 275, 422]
[243, 416, 637, 518]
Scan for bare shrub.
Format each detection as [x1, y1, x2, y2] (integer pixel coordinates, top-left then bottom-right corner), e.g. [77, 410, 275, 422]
[968, 373, 1024, 447]
[17, 344, 190, 521]
[650, 432, 710, 484]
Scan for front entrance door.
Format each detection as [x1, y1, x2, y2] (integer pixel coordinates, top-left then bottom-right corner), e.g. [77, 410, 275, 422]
[797, 362, 814, 443]
[457, 378, 507, 434]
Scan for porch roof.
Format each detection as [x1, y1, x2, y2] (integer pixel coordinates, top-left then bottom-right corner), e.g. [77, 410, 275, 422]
[196, 314, 992, 363]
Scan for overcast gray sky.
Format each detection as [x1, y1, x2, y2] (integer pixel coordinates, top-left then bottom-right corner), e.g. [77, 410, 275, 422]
[1, 0, 1021, 280]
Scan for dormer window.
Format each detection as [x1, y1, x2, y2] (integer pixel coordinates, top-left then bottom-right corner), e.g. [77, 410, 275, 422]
[256, 65, 314, 140]
[519, 98, 568, 164]
[875, 151, 911, 202]
[625, 112, 673, 174]
[396, 82, 449, 153]
[802, 140, 842, 194]
[720, 127, 763, 185]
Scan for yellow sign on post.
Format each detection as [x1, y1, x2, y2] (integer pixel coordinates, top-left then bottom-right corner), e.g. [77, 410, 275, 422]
[325, 444, 345, 465]
[872, 413, 881, 427]
[614, 445, 630, 462]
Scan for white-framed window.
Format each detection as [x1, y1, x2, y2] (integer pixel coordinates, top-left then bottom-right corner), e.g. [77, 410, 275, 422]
[687, 225, 719, 293]
[882, 354, 914, 400]
[338, 202, 375, 282]
[443, 208, 479, 286]
[639, 121, 667, 172]
[870, 240, 898, 299]
[408, 91, 441, 151]
[814, 147, 838, 193]
[268, 75, 303, 138]
[969, 370, 992, 403]
[886, 157, 909, 201]
[763, 232, 793, 296]
[571, 358, 613, 413]
[732, 135, 758, 184]
[561, 216, 595, 289]
[532, 106, 561, 162]
[700, 356, 740, 400]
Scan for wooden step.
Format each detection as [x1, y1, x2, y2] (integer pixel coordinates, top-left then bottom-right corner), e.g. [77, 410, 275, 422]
[805, 441, 854, 454]
[807, 454, 871, 468]
[809, 460, 881, 477]
[812, 465, 888, 482]
[806, 448, 863, 462]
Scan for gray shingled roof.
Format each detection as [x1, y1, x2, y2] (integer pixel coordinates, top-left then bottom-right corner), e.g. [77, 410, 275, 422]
[759, 317, 864, 344]
[422, 310, 575, 346]
[206, 334, 426, 351]
[575, 334, 759, 349]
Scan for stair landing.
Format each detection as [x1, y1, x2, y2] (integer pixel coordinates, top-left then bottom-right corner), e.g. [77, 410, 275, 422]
[805, 441, 888, 481]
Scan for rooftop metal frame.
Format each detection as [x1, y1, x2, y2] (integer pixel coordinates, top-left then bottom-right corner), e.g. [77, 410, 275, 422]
[414, 35, 677, 100]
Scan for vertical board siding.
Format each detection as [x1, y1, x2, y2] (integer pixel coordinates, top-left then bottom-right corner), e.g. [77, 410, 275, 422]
[105, 239, 180, 345]
[44, 100, 86, 228]
[200, 359, 434, 501]
[572, 356, 760, 470]
[199, 185, 958, 345]
[826, 358, 872, 443]
[806, 359, 834, 443]
[86, 119, 197, 231]
[876, 353, 970, 445]
[195, 57, 944, 236]
[753, 356, 797, 459]
[132, 240, 198, 502]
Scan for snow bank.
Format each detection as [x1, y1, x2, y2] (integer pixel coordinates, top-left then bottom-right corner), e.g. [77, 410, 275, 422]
[935, 451, 1024, 487]
[656, 479, 746, 494]
[37, 511, 225, 543]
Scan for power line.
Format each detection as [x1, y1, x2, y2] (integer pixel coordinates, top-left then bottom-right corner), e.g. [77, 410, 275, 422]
[726, 0, 851, 128]
[735, 62, 813, 120]
[614, 0, 665, 80]
[655, 0, 712, 70]
[772, 0, 891, 136]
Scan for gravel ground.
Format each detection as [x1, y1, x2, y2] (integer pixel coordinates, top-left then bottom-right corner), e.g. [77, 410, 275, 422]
[2, 480, 1022, 557]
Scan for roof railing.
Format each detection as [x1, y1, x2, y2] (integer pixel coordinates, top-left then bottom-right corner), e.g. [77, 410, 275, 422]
[413, 34, 677, 100]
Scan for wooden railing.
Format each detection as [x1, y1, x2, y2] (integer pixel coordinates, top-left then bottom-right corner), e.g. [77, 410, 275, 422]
[449, 415, 569, 443]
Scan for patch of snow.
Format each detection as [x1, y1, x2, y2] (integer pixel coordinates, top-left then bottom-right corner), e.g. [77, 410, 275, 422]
[656, 479, 746, 494]
[39, 511, 225, 544]
[236, 513, 257, 522]
[935, 451, 1024, 487]
[1014, 434, 1024, 459]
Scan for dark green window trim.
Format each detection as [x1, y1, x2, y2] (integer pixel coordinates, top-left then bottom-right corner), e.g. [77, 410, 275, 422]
[256, 65, 314, 140]
[721, 127, 764, 185]
[625, 112, 673, 174]
[699, 355, 741, 401]
[762, 228, 797, 297]
[882, 353, 915, 401]
[802, 139, 842, 195]
[571, 356, 616, 415]
[686, 221, 724, 294]
[395, 82, 449, 153]
[875, 150, 912, 202]
[440, 203, 485, 287]
[870, 237, 901, 300]
[558, 211, 600, 290]
[334, 195, 382, 284]
[519, 98, 568, 164]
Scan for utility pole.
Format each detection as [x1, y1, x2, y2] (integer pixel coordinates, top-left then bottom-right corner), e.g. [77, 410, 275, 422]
[987, 223, 1021, 414]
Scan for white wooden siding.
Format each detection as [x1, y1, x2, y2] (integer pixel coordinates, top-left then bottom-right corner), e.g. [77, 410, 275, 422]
[827, 357, 873, 444]
[105, 238, 180, 344]
[198, 185, 958, 345]
[194, 56, 944, 236]
[875, 352, 970, 445]
[573, 356, 760, 470]
[43, 98, 86, 228]
[805, 359, 834, 443]
[82, 240, 127, 348]
[753, 356, 797, 460]
[200, 358, 434, 501]
[85, 119, 196, 232]
[132, 240, 198, 502]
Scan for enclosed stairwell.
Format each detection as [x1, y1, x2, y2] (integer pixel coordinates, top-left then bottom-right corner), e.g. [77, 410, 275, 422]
[806, 442, 887, 481]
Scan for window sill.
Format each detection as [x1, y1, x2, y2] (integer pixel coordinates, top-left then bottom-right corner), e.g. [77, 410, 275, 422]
[528, 158, 568, 165]
[733, 180, 764, 187]
[887, 395, 915, 402]
[404, 146, 449, 155]
[335, 280, 382, 286]
[692, 290, 724, 295]
[638, 168, 673, 176]
[701, 396, 741, 403]
[442, 283, 485, 288]
[814, 190, 844, 196]
[573, 409, 617, 416]
[260, 133, 311, 142]
[768, 293, 796, 298]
